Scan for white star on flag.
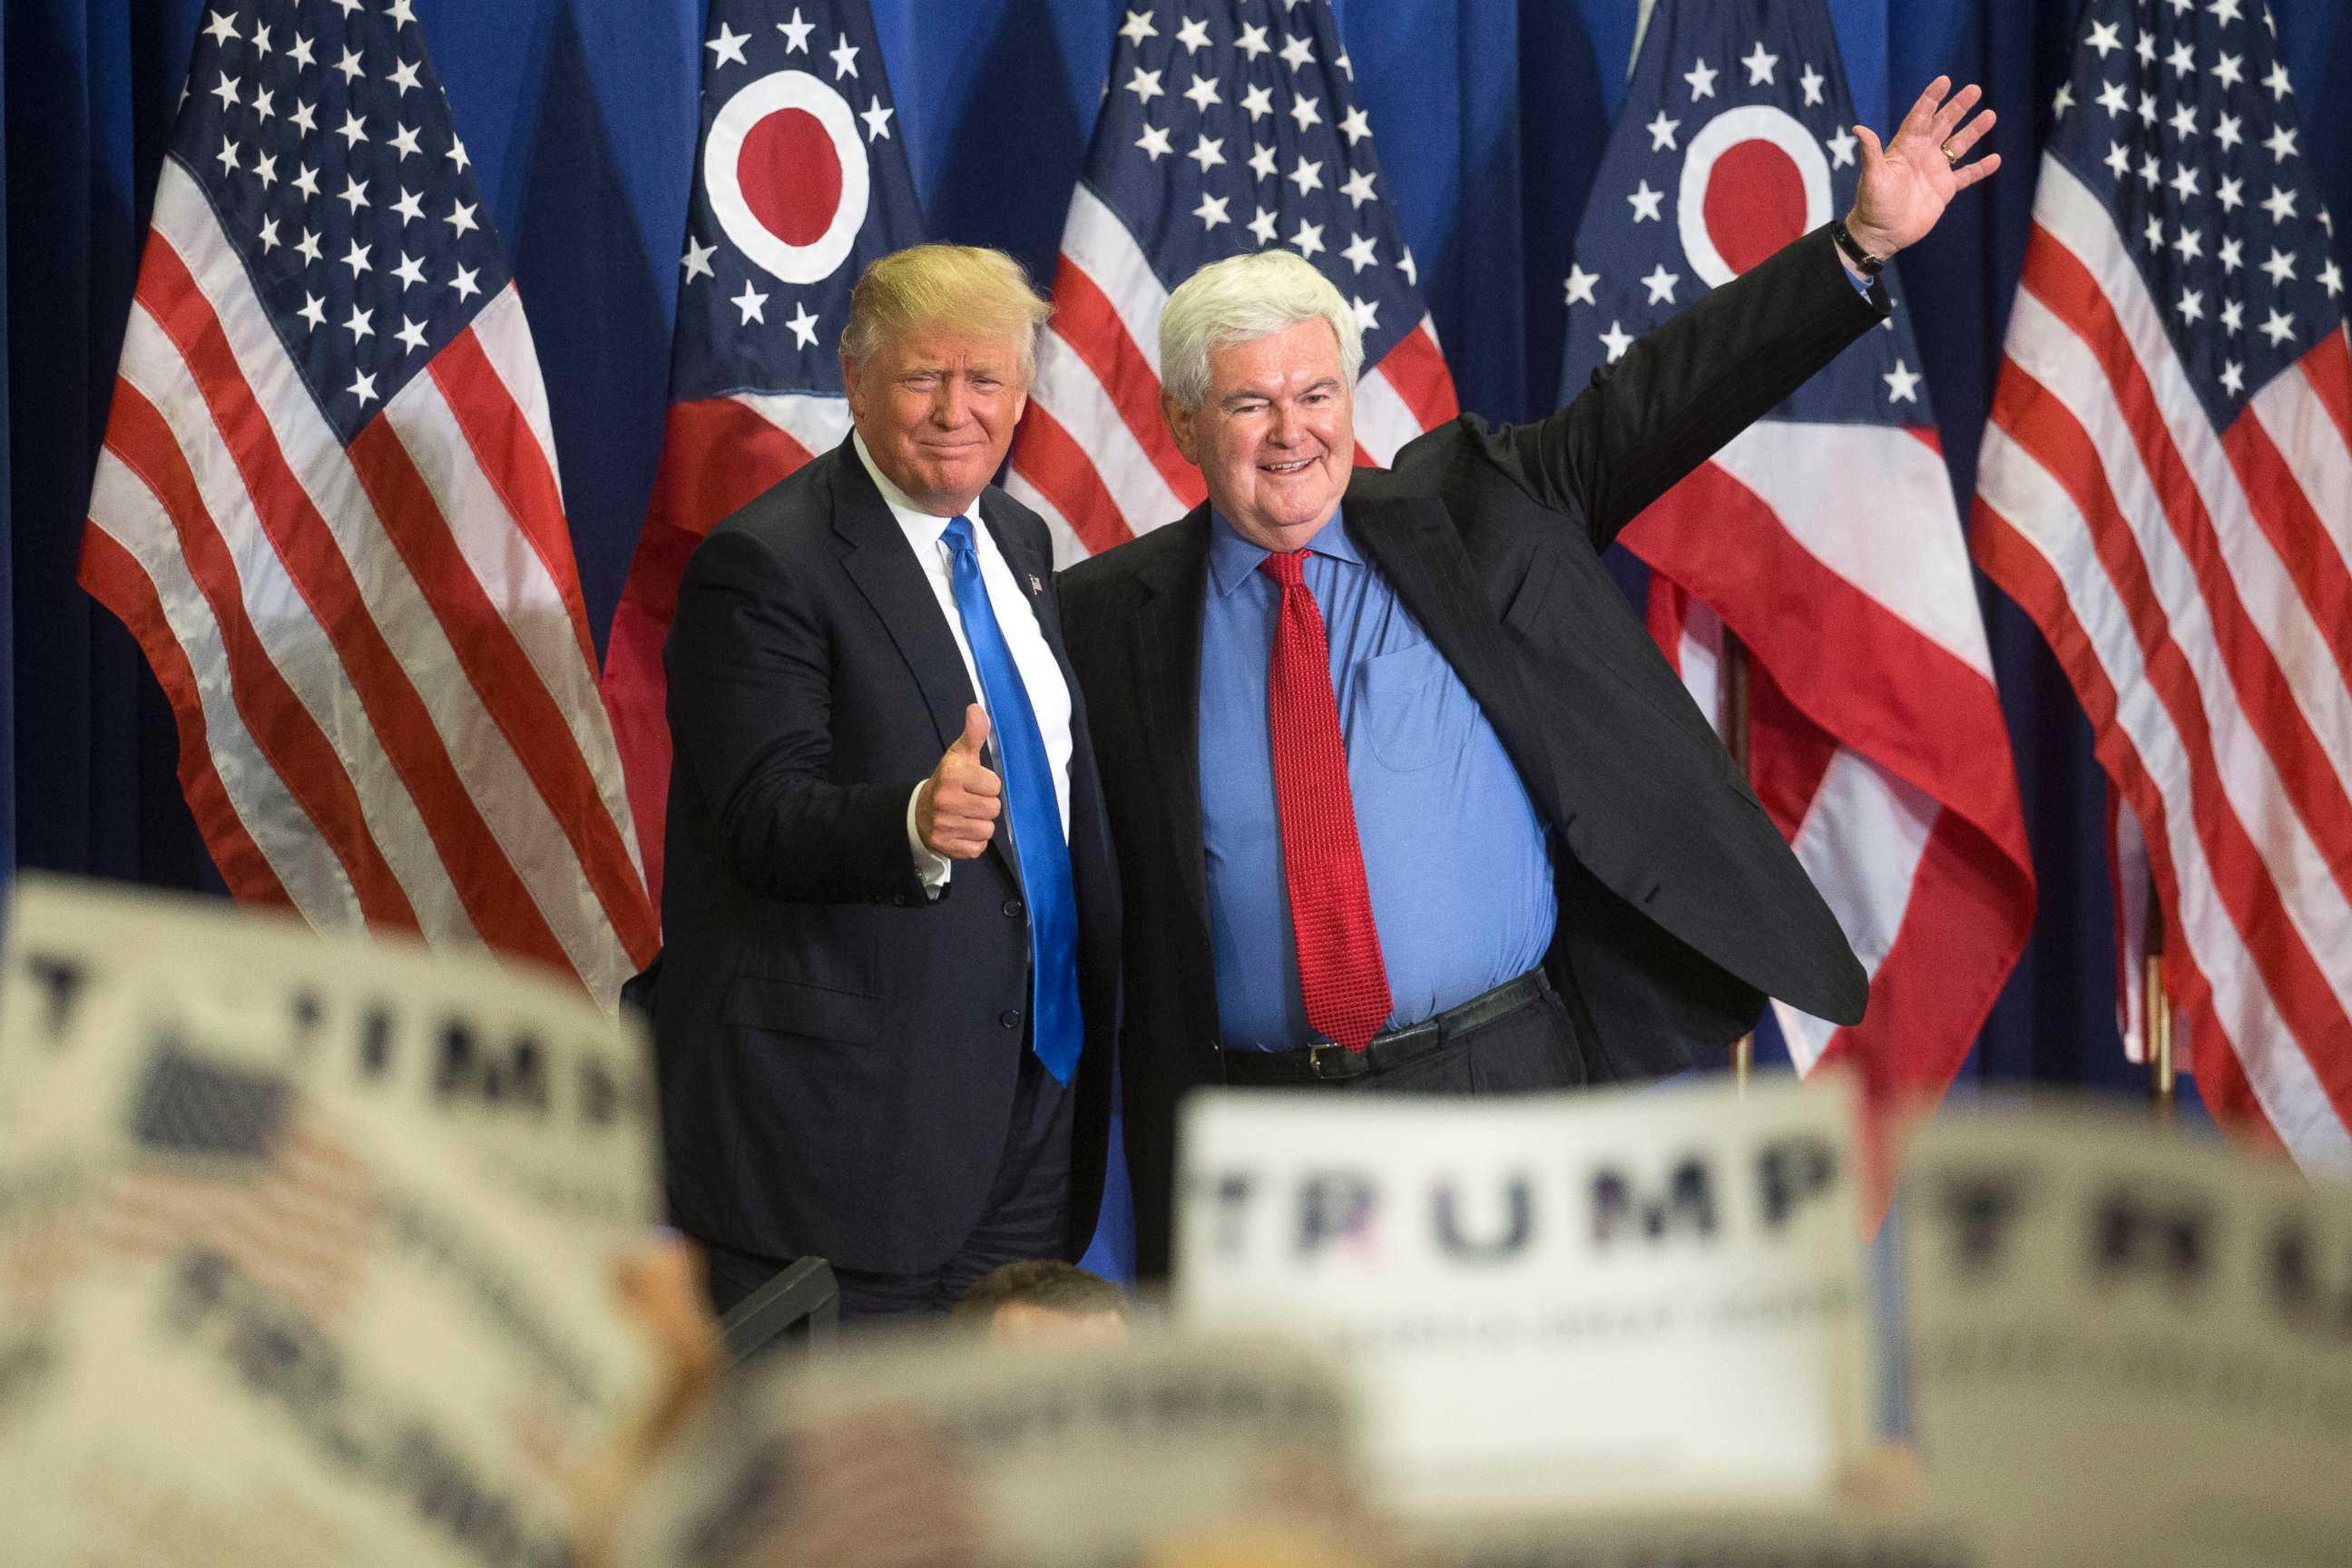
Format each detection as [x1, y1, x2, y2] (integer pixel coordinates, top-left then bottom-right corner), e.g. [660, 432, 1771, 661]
[706, 24, 750, 66]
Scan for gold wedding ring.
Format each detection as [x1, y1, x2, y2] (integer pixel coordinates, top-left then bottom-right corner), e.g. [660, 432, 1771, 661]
[1942, 139, 1962, 165]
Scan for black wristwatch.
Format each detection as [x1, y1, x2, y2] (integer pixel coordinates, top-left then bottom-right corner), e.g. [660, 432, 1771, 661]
[1830, 217, 1885, 277]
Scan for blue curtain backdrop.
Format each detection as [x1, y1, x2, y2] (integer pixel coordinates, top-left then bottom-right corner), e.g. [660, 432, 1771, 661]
[8, 0, 2350, 1104]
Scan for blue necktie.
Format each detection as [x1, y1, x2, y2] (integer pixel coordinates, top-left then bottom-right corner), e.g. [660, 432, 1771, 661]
[941, 516, 1083, 1085]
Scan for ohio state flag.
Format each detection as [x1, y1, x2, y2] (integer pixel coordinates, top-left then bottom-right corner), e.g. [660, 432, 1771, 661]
[1562, 0, 2035, 1123]
[600, 0, 923, 906]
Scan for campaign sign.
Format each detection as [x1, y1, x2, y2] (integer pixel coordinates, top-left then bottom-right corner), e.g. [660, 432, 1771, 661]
[1905, 1104, 2352, 1568]
[0, 876, 663, 1568]
[1174, 1078, 1876, 1513]
[1418, 1512, 1984, 1568]
[615, 1331, 1363, 1568]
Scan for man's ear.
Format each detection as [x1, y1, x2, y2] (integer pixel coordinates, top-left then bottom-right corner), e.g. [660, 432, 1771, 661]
[840, 354, 863, 421]
[1162, 390, 1200, 466]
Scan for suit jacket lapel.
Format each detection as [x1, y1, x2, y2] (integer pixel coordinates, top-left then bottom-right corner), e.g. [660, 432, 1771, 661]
[978, 494, 1069, 671]
[832, 445, 1032, 888]
[832, 444, 978, 754]
[1346, 488, 1568, 824]
[1132, 512, 1214, 942]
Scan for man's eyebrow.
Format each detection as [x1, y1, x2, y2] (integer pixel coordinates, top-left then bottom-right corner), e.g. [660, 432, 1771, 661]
[1219, 377, 1339, 409]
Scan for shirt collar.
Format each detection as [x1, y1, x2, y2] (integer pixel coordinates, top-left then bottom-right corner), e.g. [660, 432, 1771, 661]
[852, 428, 963, 544]
[1206, 506, 1357, 598]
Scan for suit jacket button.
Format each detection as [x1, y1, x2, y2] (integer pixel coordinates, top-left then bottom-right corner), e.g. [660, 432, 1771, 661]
[1004, 897, 1024, 918]
[999, 1009, 1023, 1029]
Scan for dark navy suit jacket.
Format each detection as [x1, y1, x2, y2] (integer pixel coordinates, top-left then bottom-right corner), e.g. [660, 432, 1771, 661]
[1060, 225, 1882, 1279]
[655, 440, 1119, 1276]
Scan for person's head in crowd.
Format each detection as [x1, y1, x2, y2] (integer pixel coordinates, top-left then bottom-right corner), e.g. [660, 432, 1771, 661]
[839, 243, 1054, 517]
[954, 1259, 1130, 1342]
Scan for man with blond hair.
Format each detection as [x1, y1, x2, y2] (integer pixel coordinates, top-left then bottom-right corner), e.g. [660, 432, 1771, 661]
[1060, 79, 2001, 1279]
[655, 245, 1119, 1318]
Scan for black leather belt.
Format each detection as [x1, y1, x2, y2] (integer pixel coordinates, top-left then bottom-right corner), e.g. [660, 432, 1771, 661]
[1219, 968, 1553, 1085]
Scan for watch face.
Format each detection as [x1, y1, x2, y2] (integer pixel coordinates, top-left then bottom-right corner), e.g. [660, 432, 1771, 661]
[1834, 222, 1881, 273]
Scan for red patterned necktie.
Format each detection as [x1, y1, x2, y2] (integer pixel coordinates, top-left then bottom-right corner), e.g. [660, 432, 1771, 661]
[1259, 550, 1393, 1051]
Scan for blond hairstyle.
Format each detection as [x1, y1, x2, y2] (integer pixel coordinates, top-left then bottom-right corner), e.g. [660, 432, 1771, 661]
[1159, 250, 1363, 412]
[838, 244, 1054, 384]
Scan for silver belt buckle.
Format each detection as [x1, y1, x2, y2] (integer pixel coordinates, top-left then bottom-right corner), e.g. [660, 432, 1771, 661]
[1307, 1042, 1369, 1081]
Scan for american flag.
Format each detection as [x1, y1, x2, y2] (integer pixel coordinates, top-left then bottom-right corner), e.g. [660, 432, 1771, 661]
[599, 0, 924, 907]
[1561, 0, 2036, 1118]
[80, 0, 656, 1004]
[93, 1046, 374, 1326]
[1006, 0, 1457, 561]
[1971, 0, 2352, 1166]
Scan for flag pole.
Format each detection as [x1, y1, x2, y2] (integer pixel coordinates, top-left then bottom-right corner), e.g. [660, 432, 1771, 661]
[2146, 876, 2176, 1122]
[1723, 628, 1754, 1093]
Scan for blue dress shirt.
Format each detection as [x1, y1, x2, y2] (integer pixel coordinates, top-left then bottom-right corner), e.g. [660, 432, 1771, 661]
[1198, 508, 1558, 1049]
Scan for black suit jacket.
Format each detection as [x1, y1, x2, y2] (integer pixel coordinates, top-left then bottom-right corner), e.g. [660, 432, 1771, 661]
[1059, 226, 1881, 1279]
[657, 439, 1119, 1276]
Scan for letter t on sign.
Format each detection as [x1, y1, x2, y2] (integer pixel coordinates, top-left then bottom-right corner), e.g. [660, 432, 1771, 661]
[1928, 1168, 2034, 1282]
[1757, 1136, 1840, 1231]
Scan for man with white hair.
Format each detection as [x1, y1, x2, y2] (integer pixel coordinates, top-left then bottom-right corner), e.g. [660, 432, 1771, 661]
[657, 245, 1118, 1318]
[1059, 79, 2000, 1279]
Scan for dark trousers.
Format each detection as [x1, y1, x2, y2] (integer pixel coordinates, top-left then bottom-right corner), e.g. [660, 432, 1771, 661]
[1220, 980, 1595, 1094]
[699, 1050, 1076, 1322]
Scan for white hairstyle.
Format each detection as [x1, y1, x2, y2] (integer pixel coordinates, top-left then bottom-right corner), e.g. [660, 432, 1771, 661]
[1158, 250, 1364, 411]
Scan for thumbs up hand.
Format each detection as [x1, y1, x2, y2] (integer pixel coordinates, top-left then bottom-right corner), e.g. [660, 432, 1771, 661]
[917, 704, 1001, 859]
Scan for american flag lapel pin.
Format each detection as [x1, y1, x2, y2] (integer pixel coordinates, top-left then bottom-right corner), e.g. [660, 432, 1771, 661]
[1029, 573, 1044, 596]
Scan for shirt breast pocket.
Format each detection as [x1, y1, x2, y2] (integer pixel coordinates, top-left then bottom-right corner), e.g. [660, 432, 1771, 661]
[1358, 638, 1474, 772]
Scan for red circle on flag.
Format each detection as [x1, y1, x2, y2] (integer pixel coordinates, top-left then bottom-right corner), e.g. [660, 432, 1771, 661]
[1703, 142, 1808, 276]
[705, 70, 870, 286]
[739, 108, 844, 249]
[1676, 105, 1831, 290]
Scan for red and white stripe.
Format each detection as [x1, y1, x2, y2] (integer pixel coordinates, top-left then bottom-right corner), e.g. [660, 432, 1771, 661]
[598, 387, 848, 906]
[1631, 416, 2035, 1112]
[1974, 157, 2352, 1171]
[83, 161, 657, 1004]
[1007, 185, 1459, 564]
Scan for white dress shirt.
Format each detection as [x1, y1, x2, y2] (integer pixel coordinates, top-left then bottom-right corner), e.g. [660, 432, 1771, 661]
[853, 432, 1073, 892]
